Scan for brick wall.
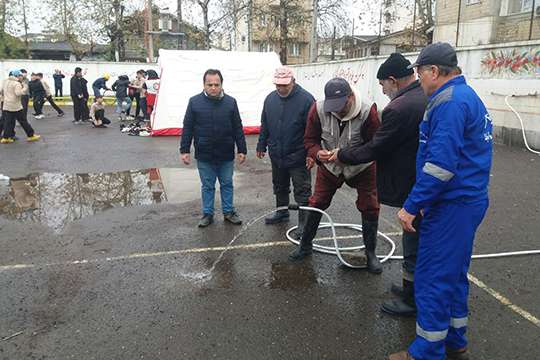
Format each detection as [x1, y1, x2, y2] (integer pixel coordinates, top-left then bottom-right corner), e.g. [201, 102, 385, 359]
[495, 15, 540, 42]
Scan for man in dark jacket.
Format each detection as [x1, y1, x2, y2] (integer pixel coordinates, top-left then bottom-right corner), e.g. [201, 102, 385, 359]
[112, 75, 132, 120]
[53, 70, 65, 97]
[28, 73, 46, 119]
[256, 67, 315, 235]
[331, 53, 428, 316]
[70, 67, 86, 124]
[180, 69, 247, 228]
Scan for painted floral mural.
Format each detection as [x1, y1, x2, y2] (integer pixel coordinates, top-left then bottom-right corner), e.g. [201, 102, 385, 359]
[481, 49, 540, 77]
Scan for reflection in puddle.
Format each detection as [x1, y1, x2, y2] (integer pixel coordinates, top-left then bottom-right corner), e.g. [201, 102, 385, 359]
[0, 168, 205, 232]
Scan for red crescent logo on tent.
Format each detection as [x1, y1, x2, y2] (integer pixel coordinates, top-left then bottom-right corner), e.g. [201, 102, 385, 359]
[153, 83, 160, 91]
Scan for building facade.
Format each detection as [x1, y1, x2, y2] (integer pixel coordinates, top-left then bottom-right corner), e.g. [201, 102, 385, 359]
[434, 0, 540, 46]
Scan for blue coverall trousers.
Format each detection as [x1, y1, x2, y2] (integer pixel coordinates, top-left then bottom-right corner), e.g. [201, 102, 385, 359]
[409, 199, 489, 360]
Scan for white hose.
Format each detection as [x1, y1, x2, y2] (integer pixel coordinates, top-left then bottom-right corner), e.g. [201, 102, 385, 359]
[282, 206, 540, 269]
[504, 95, 540, 155]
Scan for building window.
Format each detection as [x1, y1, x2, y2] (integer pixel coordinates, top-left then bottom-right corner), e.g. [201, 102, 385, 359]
[289, 43, 300, 56]
[504, 0, 534, 14]
[259, 42, 270, 52]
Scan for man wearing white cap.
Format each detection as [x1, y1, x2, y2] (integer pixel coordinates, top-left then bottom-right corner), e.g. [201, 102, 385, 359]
[1, 69, 41, 144]
[256, 67, 315, 236]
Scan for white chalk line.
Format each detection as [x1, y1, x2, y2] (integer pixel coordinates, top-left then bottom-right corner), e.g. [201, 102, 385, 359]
[468, 273, 540, 328]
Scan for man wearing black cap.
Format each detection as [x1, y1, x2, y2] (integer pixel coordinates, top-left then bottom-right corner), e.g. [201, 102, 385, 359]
[290, 77, 383, 274]
[389, 42, 492, 360]
[329, 53, 428, 317]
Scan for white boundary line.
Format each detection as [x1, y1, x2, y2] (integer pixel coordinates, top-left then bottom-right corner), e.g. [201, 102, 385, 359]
[468, 273, 540, 328]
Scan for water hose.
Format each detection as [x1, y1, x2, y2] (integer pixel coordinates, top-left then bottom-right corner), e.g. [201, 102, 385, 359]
[281, 205, 540, 269]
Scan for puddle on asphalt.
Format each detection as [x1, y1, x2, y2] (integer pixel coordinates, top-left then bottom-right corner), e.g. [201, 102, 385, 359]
[0, 168, 238, 232]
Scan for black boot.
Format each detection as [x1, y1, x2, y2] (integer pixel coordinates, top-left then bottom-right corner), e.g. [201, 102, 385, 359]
[295, 209, 308, 240]
[265, 209, 290, 224]
[362, 219, 383, 274]
[289, 211, 322, 262]
[381, 278, 416, 317]
[265, 194, 290, 224]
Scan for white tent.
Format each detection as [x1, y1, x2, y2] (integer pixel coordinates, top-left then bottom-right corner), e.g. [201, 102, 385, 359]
[151, 49, 282, 136]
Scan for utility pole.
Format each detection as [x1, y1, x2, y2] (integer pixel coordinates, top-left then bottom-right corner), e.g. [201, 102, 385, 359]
[309, 0, 318, 63]
[177, 0, 184, 49]
[412, 0, 417, 48]
[21, 0, 30, 59]
[377, 1, 383, 56]
[147, 0, 154, 62]
[331, 25, 336, 61]
[529, 0, 537, 40]
[247, 0, 253, 51]
[455, 0, 462, 47]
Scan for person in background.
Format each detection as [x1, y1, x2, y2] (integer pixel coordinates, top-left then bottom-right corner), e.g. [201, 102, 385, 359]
[112, 75, 132, 121]
[28, 73, 46, 120]
[1, 69, 40, 144]
[130, 70, 146, 120]
[92, 74, 111, 98]
[145, 69, 159, 118]
[37, 73, 64, 117]
[81, 74, 90, 121]
[20, 69, 30, 121]
[70, 67, 86, 124]
[90, 95, 111, 128]
[53, 70, 65, 97]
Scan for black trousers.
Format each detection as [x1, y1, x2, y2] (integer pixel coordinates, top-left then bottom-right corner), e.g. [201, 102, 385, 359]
[21, 95, 29, 119]
[133, 93, 142, 117]
[33, 96, 45, 115]
[82, 98, 90, 120]
[271, 161, 312, 207]
[94, 109, 111, 124]
[72, 96, 85, 121]
[55, 85, 63, 97]
[46, 96, 63, 114]
[140, 97, 148, 120]
[2, 110, 35, 139]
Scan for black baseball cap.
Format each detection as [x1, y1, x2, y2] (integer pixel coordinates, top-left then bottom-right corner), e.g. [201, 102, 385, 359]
[408, 42, 458, 69]
[324, 78, 352, 113]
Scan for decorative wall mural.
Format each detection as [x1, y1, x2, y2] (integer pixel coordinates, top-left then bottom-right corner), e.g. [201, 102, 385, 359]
[481, 49, 540, 77]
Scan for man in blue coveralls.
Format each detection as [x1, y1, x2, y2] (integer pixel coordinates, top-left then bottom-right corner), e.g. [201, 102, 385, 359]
[389, 43, 493, 360]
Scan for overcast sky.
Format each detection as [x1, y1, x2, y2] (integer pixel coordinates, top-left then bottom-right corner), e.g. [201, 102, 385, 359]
[22, 0, 410, 37]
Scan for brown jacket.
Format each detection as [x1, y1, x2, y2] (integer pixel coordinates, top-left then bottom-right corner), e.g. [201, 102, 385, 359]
[42, 80, 52, 97]
[1, 77, 28, 112]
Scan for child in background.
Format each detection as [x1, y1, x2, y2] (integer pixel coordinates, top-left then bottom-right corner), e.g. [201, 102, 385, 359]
[90, 95, 111, 128]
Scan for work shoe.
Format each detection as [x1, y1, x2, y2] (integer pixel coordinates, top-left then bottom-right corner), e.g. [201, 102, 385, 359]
[446, 348, 469, 360]
[57, 112, 64, 117]
[198, 214, 214, 228]
[362, 219, 383, 274]
[388, 351, 415, 360]
[381, 298, 417, 317]
[265, 210, 289, 224]
[224, 211, 242, 225]
[0, 138, 14, 144]
[382, 278, 416, 316]
[27, 134, 41, 142]
[391, 283, 405, 298]
[288, 247, 312, 262]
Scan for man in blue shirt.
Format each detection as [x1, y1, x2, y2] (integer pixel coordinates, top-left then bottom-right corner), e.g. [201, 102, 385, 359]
[180, 69, 247, 228]
[390, 43, 493, 360]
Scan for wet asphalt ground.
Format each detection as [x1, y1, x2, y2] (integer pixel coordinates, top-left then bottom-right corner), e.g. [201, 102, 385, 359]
[0, 107, 539, 359]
